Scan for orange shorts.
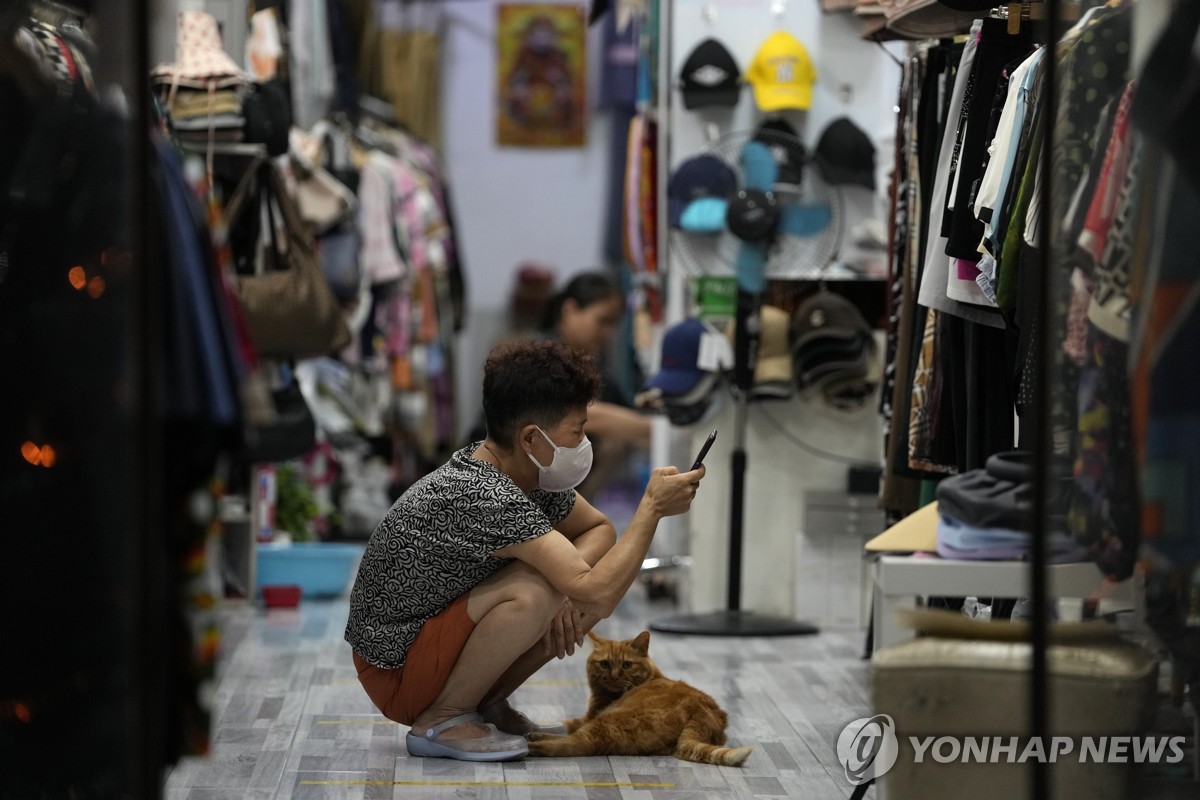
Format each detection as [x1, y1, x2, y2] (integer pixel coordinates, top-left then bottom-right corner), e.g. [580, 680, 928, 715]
[351, 592, 476, 726]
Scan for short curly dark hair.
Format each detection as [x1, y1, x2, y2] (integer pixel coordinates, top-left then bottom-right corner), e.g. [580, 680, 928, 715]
[483, 339, 602, 446]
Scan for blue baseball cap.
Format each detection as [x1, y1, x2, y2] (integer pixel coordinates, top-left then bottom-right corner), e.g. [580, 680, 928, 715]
[667, 155, 737, 229]
[644, 318, 708, 396]
[679, 197, 727, 233]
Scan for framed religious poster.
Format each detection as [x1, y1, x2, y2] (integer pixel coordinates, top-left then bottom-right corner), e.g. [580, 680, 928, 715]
[496, 4, 587, 147]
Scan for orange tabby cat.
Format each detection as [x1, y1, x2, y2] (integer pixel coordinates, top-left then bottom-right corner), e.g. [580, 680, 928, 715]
[527, 630, 752, 767]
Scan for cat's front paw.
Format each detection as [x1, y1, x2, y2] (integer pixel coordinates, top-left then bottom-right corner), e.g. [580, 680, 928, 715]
[526, 736, 560, 756]
[525, 731, 563, 743]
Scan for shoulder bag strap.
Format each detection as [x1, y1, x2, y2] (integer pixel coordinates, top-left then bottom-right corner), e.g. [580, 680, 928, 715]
[223, 156, 270, 229]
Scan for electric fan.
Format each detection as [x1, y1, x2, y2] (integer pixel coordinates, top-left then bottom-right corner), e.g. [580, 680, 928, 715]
[650, 126, 844, 637]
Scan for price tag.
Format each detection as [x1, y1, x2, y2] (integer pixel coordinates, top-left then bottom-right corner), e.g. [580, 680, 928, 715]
[697, 329, 734, 371]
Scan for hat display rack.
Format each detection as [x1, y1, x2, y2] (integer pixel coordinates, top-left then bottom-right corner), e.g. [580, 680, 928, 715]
[650, 121, 845, 637]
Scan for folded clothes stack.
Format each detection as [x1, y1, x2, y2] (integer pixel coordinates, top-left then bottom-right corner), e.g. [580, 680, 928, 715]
[167, 87, 246, 142]
[935, 451, 1088, 563]
[936, 515, 1089, 562]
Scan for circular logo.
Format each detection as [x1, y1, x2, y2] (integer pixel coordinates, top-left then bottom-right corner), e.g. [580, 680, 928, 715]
[836, 714, 898, 785]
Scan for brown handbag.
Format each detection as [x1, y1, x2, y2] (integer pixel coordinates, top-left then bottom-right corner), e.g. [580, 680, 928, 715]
[224, 158, 351, 360]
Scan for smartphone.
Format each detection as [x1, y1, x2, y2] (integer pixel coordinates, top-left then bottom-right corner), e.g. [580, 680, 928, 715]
[691, 429, 718, 471]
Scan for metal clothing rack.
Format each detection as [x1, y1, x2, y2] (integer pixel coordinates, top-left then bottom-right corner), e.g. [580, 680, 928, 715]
[1029, 3, 1061, 798]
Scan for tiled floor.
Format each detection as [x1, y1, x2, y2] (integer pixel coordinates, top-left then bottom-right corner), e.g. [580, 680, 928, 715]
[167, 458, 1198, 800]
[165, 558, 874, 800]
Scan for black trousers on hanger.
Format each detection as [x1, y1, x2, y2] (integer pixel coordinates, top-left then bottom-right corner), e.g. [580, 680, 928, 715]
[942, 313, 1018, 472]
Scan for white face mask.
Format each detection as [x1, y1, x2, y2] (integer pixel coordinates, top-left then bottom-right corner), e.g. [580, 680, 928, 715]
[527, 427, 593, 492]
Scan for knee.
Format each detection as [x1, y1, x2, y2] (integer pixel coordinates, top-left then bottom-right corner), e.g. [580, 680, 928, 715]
[507, 572, 563, 620]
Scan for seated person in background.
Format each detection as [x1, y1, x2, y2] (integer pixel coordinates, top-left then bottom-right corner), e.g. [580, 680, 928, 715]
[538, 271, 651, 497]
[345, 340, 704, 762]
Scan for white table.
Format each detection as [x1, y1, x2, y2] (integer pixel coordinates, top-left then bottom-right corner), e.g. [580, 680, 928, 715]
[870, 555, 1135, 653]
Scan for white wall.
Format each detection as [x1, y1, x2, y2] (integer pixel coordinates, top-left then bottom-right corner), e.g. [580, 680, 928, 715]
[441, 0, 615, 439]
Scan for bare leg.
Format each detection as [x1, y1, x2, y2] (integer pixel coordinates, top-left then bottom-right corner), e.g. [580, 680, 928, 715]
[476, 610, 601, 733]
[478, 524, 615, 733]
[409, 561, 562, 740]
[481, 609, 600, 707]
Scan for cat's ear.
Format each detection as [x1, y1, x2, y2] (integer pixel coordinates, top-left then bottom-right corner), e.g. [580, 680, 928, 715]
[586, 631, 603, 645]
[631, 630, 650, 655]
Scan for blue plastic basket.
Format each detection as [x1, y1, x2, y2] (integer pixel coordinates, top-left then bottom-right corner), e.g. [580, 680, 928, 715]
[255, 542, 363, 598]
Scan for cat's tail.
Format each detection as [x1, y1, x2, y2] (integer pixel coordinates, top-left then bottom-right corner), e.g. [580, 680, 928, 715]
[676, 738, 753, 767]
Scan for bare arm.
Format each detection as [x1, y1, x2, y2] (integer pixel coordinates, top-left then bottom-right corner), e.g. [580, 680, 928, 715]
[538, 493, 615, 656]
[581, 401, 651, 448]
[494, 465, 705, 618]
[555, 492, 616, 567]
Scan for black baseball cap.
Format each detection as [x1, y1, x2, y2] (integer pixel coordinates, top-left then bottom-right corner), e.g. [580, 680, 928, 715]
[754, 117, 808, 186]
[679, 38, 741, 110]
[815, 117, 876, 191]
